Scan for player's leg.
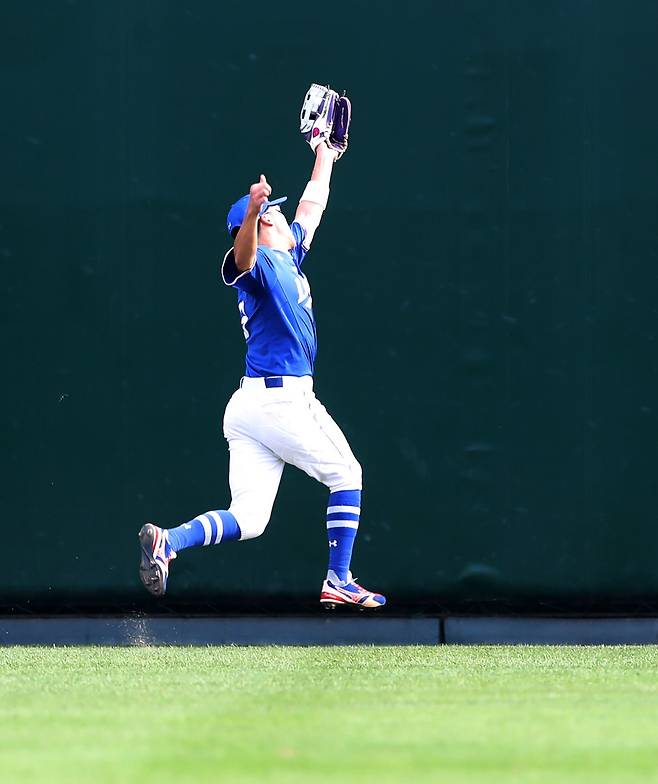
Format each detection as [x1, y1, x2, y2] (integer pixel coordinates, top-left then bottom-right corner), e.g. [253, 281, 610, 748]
[139, 436, 284, 596]
[225, 436, 285, 541]
[293, 398, 362, 584]
[164, 436, 284, 551]
[257, 387, 385, 608]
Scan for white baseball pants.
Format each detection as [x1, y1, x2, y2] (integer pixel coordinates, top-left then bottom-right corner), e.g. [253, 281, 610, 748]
[222, 375, 362, 540]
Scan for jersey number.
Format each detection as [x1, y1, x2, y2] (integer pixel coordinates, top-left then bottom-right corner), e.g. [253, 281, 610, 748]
[238, 300, 249, 340]
[295, 275, 312, 309]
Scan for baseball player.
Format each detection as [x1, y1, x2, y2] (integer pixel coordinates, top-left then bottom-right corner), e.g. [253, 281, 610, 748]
[138, 84, 385, 609]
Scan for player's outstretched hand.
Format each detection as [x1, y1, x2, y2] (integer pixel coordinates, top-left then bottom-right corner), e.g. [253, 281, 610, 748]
[249, 175, 272, 212]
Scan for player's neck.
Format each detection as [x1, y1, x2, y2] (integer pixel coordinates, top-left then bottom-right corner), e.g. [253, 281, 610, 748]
[259, 229, 292, 253]
[260, 240, 291, 252]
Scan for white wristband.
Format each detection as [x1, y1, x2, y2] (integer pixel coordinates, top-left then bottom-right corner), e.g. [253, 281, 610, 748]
[300, 180, 329, 210]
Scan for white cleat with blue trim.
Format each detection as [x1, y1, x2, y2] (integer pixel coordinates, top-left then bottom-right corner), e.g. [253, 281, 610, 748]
[320, 570, 386, 610]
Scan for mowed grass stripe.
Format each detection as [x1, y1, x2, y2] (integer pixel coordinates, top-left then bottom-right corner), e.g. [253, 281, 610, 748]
[1, 646, 657, 783]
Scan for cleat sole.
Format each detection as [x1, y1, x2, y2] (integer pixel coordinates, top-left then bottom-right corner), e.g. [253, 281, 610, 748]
[320, 598, 384, 611]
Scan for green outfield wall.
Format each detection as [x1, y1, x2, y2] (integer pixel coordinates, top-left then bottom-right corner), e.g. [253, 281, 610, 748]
[3, 1, 658, 609]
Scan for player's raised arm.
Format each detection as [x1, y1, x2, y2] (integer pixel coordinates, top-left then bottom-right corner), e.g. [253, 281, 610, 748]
[295, 83, 351, 248]
[295, 143, 338, 248]
[234, 175, 271, 272]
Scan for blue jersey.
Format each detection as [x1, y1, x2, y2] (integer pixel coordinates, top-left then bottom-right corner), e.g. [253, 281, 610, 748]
[221, 222, 317, 377]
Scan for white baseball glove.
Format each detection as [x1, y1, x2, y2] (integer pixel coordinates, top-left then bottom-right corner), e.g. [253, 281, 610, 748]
[300, 83, 351, 159]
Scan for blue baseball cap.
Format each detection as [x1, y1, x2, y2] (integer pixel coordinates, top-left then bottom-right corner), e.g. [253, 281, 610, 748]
[226, 194, 288, 238]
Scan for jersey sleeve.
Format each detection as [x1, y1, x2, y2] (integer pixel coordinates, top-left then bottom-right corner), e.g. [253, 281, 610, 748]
[289, 222, 309, 268]
[221, 247, 277, 293]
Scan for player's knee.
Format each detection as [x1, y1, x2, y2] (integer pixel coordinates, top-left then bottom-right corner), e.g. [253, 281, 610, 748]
[229, 505, 271, 541]
[328, 459, 362, 493]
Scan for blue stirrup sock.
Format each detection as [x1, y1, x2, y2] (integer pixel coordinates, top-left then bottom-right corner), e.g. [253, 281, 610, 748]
[166, 510, 241, 555]
[326, 489, 360, 584]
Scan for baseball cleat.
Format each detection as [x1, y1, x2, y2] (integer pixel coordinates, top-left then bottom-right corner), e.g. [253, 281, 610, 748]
[138, 523, 176, 597]
[320, 571, 386, 610]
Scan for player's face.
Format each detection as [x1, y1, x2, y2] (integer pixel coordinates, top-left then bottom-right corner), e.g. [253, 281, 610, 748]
[263, 206, 296, 249]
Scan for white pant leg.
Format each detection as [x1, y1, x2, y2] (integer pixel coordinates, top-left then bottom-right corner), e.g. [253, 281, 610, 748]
[249, 386, 362, 492]
[224, 392, 285, 540]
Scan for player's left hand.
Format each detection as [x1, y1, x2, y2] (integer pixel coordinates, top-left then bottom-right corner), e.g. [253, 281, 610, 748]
[300, 84, 338, 154]
[300, 84, 351, 161]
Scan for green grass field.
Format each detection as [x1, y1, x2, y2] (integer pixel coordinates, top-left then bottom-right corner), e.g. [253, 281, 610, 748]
[1, 645, 657, 783]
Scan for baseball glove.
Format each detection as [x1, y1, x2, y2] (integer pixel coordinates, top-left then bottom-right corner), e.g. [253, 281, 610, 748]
[328, 94, 351, 160]
[300, 83, 351, 160]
